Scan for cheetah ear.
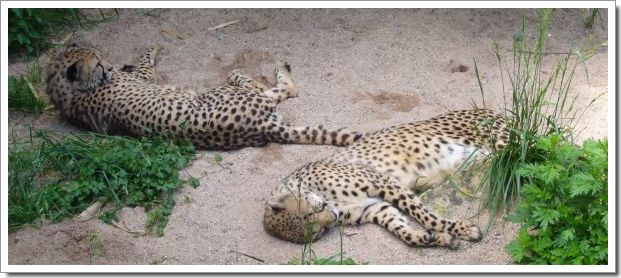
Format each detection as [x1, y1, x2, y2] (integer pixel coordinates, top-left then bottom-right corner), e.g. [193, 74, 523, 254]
[266, 198, 285, 211]
[67, 60, 84, 82]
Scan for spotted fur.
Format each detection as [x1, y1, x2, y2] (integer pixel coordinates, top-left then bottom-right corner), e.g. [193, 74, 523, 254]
[264, 109, 509, 248]
[45, 43, 363, 150]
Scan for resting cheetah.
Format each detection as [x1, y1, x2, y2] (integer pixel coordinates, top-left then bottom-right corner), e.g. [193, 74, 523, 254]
[45, 42, 363, 150]
[263, 109, 509, 248]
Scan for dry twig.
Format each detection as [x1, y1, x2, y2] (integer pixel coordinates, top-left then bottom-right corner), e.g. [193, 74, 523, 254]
[208, 20, 239, 31]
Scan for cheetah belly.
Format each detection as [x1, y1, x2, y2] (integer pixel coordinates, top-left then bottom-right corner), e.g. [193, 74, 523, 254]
[362, 197, 382, 207]
[396, 143, 485, 191]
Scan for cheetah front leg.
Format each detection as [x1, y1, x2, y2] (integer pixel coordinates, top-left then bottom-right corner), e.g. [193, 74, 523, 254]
[340, 202, 458, 248]
[360, 180, 482, 244]
[126, 45, 162, 83]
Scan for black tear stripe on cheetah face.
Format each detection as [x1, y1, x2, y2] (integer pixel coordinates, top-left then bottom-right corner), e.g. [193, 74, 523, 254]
[264, 109, 509, 249]
[45, 43, 364, 150]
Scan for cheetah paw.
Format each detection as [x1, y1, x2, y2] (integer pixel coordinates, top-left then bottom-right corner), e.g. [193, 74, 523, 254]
[227, 68, 245, 79]
[274, 62, 293, 78]
[448, 235, 461, 250]
[152, 44, 163, 52]
[424, 231, 458, 248]
[454, 220, 482, 242]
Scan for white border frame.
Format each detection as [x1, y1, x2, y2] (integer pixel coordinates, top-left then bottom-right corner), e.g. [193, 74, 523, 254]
[1, 1, 616, 274]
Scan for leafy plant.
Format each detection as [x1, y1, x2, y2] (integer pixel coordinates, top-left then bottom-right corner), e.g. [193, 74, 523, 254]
[8, 8, 83, 56]
[506, 134, 607, 264]
[9, 8, 117, 58]
[475, 9, 603, 218]
[8, 129, 196, 235]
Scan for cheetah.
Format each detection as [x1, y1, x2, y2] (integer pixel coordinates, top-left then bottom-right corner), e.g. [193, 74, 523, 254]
[45, 42, 363, 150]
[263, 109, 509, 248]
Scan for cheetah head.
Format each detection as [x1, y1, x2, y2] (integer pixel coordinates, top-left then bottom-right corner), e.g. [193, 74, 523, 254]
[263, 192, 339, 244]
[46, 42, 114, 107]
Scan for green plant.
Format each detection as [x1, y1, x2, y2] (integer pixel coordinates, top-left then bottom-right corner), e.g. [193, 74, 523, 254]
[583, 8, 600, 29]
[506, 134, 607, 264]
[285, 207, 363, 265]
[9, 8, 83, 56]
[9, 60, 48, 113]
[475, 9, 603, 218]
[83, 230, 107, 262]
[286, 256, 360, 265]
[8, 129, 195, 235]
[8, 76, 47, 113]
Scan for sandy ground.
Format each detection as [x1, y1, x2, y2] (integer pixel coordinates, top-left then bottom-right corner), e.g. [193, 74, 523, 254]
[7, 9, 608, 266]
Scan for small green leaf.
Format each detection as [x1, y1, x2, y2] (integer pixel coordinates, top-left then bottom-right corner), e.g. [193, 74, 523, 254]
[568, 173, 599, 197]
[188, 176, 201, 189]
[12, 8, 23, 18]
[532, 208, 561, 231]
[213, 154, 223, 163]
[16, 33, 30, 45]
[557, 228, 575, 245]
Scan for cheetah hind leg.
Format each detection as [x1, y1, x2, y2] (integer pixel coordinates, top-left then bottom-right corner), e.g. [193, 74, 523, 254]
[228, 62, 298, 103]
[347, 202, 459, 248]
[398, 190, 480, 243]
[362, 182, 482, 246]
[261, 62, 299, 104]
[227, 69, 269, 93]
[131, 45, 162, 83]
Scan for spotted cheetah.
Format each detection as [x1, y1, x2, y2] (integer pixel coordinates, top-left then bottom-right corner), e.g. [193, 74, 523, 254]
[45, 42, 363, 150]
[263, 109, 509, 248]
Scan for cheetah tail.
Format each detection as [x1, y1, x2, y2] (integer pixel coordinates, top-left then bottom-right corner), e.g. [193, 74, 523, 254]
[271, 125, 364, 147]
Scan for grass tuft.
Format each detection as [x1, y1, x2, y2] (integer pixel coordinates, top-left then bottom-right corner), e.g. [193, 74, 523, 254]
[583, 8, 600, 30]
[8, 60, 48, 113]
[285, 204, 363, 265]
[8, 129, 196, 235]
[83, 230, 107, 262]
[474, 9, 604, 224]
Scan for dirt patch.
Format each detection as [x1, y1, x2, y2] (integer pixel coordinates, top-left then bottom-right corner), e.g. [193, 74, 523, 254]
[351, 90, 419, 113]
[8, 220, 144, 265]
[249, 144, 285, 174]
[445, 59, 470, 73]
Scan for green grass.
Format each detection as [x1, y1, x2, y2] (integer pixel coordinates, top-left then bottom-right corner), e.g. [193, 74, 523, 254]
[474, 9, 604, 221]
[286, 255, 361, 265]
[84, 230, 107, 262]
[8, 60, 48, 113]
[8, 129, 196, 235]
[285, 210, 364, 265]
[583, 8, 600, 30]
[8, 76, 47, 113]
